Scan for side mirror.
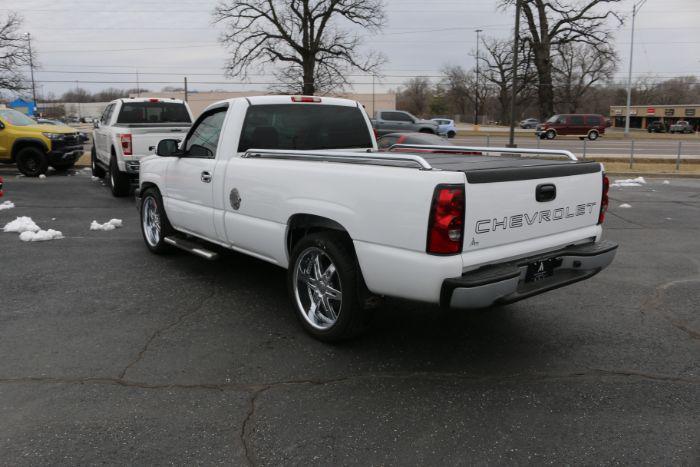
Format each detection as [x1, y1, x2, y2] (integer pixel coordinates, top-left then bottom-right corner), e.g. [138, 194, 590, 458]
[156, 139, 181, 157]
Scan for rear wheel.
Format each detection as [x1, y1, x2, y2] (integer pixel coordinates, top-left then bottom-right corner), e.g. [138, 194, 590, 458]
[588, 130, 599, 141]
[288, 232, 368, 342]
[545, 130, 556, 140]
[91, 146, 105, 178]
[140, 188, 174, 254]
[109, 155, 130, 197]
[16, 146, 49, 177]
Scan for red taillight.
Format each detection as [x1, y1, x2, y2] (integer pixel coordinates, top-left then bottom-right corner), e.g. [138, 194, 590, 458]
[598, 173, 609, 224]
[148, 98, 160, 102]
[119, 133, 133, 156]
[427, 185, 465, 254]
[291, 96, 321, 103]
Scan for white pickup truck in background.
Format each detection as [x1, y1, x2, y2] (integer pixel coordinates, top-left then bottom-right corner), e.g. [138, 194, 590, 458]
[136, 95, 617, 341]
[92, 97, 193, 196]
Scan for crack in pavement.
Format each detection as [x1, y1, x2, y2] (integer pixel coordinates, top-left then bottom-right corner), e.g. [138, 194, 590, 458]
[639, 259, 700, 340]
[0, 369, 697, 465]
[118, 287, 218, 380]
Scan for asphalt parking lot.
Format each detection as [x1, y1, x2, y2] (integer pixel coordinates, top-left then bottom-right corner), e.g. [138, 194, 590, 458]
[0, 168, 698, 465]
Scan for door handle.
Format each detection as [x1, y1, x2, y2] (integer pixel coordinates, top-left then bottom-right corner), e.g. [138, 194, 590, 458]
[201, 171, 212, 183]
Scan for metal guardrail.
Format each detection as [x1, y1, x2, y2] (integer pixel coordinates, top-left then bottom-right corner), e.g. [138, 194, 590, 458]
[389, 144, 579, 161]
[243, 148, 434, 170]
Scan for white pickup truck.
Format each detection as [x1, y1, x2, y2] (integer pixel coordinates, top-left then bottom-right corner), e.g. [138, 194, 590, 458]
[92, 97, 193, 196]
[137, 95, 617, 341]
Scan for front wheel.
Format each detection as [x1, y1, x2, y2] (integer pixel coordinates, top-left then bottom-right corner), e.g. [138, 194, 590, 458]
[288, 232, 368, 342]
[140, 188, 174, 254]
[588, 130, 599, 141]
[16, 147, 49, 177]
[545, 129, 556, 140]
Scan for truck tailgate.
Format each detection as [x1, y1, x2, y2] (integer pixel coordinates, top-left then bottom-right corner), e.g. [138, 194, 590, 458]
[462, 163, 603, 252]
[128, 126, 189, 157]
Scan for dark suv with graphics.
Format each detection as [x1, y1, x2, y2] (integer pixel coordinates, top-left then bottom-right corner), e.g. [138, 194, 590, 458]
[536, 114, 607, 141]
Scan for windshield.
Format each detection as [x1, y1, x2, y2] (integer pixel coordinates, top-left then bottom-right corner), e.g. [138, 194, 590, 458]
[546, 115, 560, 123]
[116, 102, 191, 124]
[0, 109, 36, 126]
[238, 104, 373, 151]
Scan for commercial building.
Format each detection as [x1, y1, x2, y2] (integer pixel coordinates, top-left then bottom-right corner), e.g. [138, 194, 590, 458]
[610, 104, 699, 130]
[7, 98, 37, 116]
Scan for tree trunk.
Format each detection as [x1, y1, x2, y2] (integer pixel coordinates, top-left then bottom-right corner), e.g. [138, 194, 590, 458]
[302, 55, 315, 95]
[533, 44, 554, 119]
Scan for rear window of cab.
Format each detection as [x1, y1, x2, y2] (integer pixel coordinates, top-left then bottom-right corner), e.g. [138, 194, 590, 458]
[238, 104, 373, 152]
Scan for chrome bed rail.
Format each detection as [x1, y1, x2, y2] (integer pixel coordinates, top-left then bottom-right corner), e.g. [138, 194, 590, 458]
[243, 148, 434, 170]
[388, 144, 579, 161]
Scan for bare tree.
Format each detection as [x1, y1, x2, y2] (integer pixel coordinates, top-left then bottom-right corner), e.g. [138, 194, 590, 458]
[553, 42, 616, 113]
[213, 0, 385, 95]
[0, 12, 32, 94]
[479, 37, 536, 124]
[396, 77, 432, 117]
[501, 0, 623, 119]
[440, 65, 476, 119]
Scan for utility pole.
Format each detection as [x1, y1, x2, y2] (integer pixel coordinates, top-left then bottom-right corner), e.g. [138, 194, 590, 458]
[372, 74, 375, 116]
[136, 70, 140, 97]
[26, 33, 37, 115]
[474, 29, 483, 127]
[624, 0, 647, 136]
[507, 0, 521, 148]
[184, 77, 188, 102]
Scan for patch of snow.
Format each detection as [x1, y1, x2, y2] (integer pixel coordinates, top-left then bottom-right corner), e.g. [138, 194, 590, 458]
[91, 176, 99, 181]
[663, 180, 670, 185]
[3, 216, 40, 233]
[0, 200, 15, 211]
[51, 217, 56, 220]
[619, 203, 632, 208]
[611, 176, 646, 188]
[39, 174, 46, 179]
[90, 218, 123, 231]
[19, 229, 63, 242]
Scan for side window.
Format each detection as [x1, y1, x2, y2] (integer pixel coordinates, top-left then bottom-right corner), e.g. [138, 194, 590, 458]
[557, 116, 567, 124]
[585, 115, 600, 126]
[570, 115, 584, 125]
[184, 109, 227, 159]
[101, 104, 114, 125]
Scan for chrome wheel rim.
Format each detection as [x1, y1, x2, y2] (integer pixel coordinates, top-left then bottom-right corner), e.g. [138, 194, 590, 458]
[293, 247, 342, 330]
[142, 196, 161, 247]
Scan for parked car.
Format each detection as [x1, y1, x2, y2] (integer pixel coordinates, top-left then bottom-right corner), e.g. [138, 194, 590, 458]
[377, 132, 448, 150]
[0, 108, 85, 176]
[520, 118, 539, 129]
[92, 97, 193, 196]
[431, 118, 457, 138]
[137, 95, 617, 341]
[371, 110, 440, 136]
[536, 114, 606, 140]
[647, 121, 667, 133]
[669, 120, 694, 134]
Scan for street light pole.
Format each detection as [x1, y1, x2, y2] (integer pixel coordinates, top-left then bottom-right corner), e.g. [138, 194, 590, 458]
[26, 33, 37, 115]
[624, 0, 647, 136]
[474, 29, 483, 128]
[507, 0, 521, 148]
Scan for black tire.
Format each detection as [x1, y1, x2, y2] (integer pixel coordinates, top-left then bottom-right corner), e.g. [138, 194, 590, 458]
[588, 130, 599, 141]
[91, 146, 106, 178]
[140, 187, 174, 254]
[109, 154, 130, 197]
[288, 232, 368, 342]
[545, 129, 556, 140]
[447, 130, 456, 138]
[16, 146, 49, 177]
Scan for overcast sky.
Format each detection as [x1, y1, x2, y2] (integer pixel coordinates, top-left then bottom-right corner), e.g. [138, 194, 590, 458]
[4, 0, 700, 97]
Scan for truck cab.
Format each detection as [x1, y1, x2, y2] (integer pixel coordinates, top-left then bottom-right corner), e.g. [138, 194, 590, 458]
[0, 108, 84, 177]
